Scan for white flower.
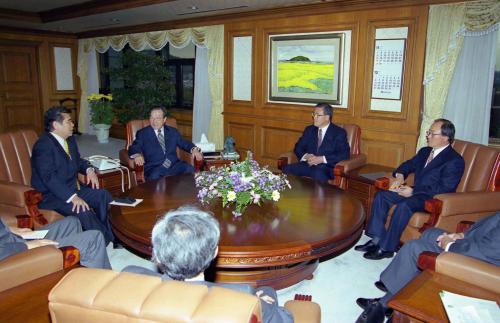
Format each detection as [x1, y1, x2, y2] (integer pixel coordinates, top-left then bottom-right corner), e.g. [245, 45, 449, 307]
[272, 190, 280, 201]
[241, 176, 254, 183]
[227, 191, 236, 201]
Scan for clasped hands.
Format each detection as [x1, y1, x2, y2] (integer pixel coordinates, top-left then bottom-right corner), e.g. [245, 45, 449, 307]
[389, 173, 413, 197]
[303, 153, 324, 166]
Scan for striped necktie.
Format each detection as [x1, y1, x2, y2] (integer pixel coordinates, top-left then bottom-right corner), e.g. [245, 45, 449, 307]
[157, 129, 171, 169]
[63, 139, 80, 190]
[317, 128, 323, 153]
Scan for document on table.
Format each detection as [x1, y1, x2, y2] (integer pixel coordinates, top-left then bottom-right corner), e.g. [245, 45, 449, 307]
[440, 290, 500, 323]
[19, 230, 49, 240]
[110, 199, 143, 207]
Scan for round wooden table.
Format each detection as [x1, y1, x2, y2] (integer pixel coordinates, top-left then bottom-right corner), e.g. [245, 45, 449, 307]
[110, 174, 365, 289]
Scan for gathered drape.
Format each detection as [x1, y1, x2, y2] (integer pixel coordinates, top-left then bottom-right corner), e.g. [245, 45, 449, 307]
[417, 0, 500, 149]
[77, 25, 224, 148]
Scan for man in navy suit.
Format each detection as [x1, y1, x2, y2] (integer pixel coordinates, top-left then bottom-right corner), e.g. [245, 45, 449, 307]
[355, 119, 465, 260]
[128, 106, 203, 181]
[354, 212, 500, 323]
[31, 106, 114, 245]
[283, 103, 350, 183]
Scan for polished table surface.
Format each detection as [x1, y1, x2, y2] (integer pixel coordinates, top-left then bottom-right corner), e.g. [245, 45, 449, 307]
[110, 174, 365, 289]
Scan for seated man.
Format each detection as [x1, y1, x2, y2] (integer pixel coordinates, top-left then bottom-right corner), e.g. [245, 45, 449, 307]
[355, 119, 465, 260]
[31, 106, 115, 246]
[128, 106, 203, 181]
[0, 216, 111, 269]
[355, 211, 500, 323]
[124, 206, 293, 323]
[283, 103, 349, 184]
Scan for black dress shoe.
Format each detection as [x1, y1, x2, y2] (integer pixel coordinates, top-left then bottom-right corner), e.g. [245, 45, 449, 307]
[113, 242, 124, 249]
[354, 239, 378, 252]
[363, 247, 394, 260]
[375, 280, 388, 292]
[355, 302, 386, 323]
[356, 297, 380, 310]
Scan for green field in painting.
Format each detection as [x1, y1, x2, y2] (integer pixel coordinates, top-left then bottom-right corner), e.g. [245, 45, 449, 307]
[277, 61, 334, 94]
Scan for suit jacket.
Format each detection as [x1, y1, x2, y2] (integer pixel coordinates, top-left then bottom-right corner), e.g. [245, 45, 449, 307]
[123, 265, 293, 323]
[294, 123, 350, 167]
[393, 145, 465, 199]
[31, 133, 91, 204]
[0, 220, 27, 261]
[450, 212, 500, 265]
[128, 125, 194, 177]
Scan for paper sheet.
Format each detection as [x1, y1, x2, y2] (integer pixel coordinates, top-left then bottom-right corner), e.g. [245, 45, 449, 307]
[440, 290, 500, 323]
[110, 199, 143, 207]
[19, 230, 49, 240]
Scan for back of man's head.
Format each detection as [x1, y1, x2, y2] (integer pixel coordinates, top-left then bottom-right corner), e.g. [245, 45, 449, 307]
[151, 206, 220, 280]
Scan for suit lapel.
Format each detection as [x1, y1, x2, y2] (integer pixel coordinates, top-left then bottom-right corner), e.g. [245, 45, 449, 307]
[47, 133, 71, 161]
[421, 146, 452, 175]
[317, 123, 333, 153]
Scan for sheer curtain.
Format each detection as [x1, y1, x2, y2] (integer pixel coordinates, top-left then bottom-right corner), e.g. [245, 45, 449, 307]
[77, 25, 224, 148]
[443, 25, 498, 144]
[192, 46, 211, 143]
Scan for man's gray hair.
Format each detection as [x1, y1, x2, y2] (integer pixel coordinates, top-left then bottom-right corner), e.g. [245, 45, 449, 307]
[151, 205, 220, 280]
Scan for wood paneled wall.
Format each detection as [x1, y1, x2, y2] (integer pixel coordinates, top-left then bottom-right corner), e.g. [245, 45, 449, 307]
[0, 29, 78, 133]
[224, 5, 428, 168]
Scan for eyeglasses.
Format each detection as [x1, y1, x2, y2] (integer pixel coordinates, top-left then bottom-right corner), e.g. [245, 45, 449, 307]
[426, 130, 442, 137]
[312, 113, 327, 117]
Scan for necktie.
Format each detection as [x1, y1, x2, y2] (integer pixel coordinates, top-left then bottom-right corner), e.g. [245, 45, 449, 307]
[157, 129, 171, 169]
[317, 128, 323, 153]
[64, 139, 80, 190]
[425, 150, 434, 168]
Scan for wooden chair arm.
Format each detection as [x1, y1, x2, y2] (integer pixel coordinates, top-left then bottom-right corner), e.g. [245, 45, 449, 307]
[417, 251, 439, 271]
[277, 157, 288, 171]
[24, 190, 49, 227]
[59, 246, 80, 269]
[374, 177, 390, 189]
[456, 220, 474, 233]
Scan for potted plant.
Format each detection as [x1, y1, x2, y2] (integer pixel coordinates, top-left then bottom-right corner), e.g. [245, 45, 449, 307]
[88, 93, 114, 143]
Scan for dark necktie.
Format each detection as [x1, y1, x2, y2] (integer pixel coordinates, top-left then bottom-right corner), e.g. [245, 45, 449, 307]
[157, 129, 171, 169]
[424, 150, 434, 168]
[317, 128, 323, 153]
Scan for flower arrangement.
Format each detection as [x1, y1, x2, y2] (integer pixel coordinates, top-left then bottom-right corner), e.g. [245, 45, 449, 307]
[195, 153, 291, 216]
[87, 93, 114, 125]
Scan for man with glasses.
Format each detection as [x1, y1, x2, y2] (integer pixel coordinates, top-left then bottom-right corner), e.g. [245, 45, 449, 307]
[355, 119, 465, 260]
[282, 103, 349, 183]
[129, 106, 203, 180]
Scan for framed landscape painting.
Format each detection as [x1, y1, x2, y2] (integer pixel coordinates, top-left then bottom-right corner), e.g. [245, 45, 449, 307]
[269, 32, 344, 105]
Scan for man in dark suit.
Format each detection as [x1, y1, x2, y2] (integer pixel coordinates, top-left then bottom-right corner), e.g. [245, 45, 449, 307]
[283, 103, 350, 184]
[31, 106, 114, 245]
[124, 206, 293, 323]
[354, 212, 500, 323]
[128, 106, 203, 181]
[355, 119, 465, 260]
[0, 217, 111, 269]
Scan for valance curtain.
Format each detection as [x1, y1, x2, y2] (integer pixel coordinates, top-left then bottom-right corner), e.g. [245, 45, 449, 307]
[77, 25, 224, 149]
[417, 0, 500, 149]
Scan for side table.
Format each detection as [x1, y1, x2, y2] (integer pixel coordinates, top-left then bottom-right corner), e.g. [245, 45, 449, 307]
[202, 151, 239, 171]
[345, 164, 393, 223]
[95, 167, 134, 196]
[388, 270, 500, 323]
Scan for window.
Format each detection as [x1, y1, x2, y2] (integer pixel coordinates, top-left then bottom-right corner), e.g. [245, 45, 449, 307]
[98, 43, 195, 110]
[489, 33, 500, 146]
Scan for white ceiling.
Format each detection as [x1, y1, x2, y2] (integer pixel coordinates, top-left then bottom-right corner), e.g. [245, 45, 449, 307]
[0, 0, 331, 34]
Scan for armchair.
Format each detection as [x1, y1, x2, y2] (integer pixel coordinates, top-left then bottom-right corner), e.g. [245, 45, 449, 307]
[277, 123, 366, 189]
[0, 129, 64, 227]
[374, 139, 500, 242]
[119, 118, 203, 184]
[49, 268, 321, 323]
[0, 245, 79, 292]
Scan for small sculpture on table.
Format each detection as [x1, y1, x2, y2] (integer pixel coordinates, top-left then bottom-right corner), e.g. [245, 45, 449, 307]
[222, 136, 239, 160]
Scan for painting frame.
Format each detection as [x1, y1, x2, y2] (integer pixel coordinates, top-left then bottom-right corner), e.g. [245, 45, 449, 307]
[269, 32, 344, 105]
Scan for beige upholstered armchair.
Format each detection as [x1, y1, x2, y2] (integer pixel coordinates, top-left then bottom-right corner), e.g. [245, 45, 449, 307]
[49, 268, 321, 323]
[277, 123, 366, 189]
[119, 118, 203, 184]
[374, 139, 500, 242]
